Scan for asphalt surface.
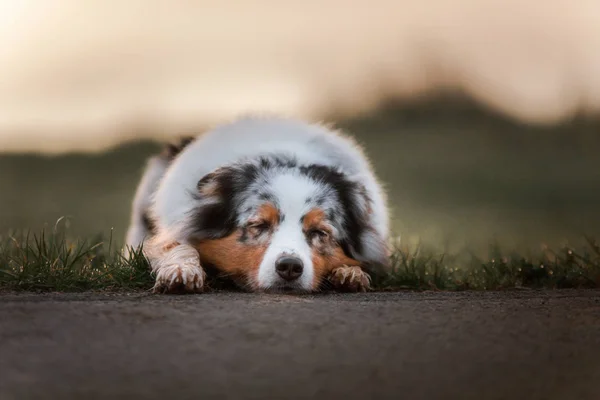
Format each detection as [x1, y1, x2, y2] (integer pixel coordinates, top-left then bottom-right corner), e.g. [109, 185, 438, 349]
[1, 290, 599, 400]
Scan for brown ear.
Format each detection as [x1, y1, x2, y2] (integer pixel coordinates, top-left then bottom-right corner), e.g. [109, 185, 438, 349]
[189, 165, 255, 240]
[186, 167, 239, 240]
[196, 166, 230, 196]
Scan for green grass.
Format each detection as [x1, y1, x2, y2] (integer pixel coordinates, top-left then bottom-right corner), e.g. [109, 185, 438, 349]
[1, 223, 599, 293]
[373, 238, 600, 290]
[0, 223, 153, 292]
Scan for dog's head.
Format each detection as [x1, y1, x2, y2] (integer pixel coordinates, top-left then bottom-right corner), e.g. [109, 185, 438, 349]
[186, 155, 388, 292]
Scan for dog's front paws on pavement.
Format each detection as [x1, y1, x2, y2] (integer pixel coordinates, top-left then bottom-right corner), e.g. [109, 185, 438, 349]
[328, 265, 371, 292]
[153, 263, 205, 294]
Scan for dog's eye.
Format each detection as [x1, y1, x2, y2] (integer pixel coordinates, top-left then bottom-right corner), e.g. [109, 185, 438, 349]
[247, 221, 270, 236]
[308, 229, 329, 241]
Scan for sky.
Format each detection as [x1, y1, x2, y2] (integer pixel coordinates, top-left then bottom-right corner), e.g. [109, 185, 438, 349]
[1, 0, 600, 153]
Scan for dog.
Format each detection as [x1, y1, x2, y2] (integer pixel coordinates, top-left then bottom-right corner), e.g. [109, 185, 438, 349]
[124, 116, 390, 293]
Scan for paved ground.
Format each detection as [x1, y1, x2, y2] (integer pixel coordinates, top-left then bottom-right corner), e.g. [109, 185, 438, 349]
[0, 290, 599, 400]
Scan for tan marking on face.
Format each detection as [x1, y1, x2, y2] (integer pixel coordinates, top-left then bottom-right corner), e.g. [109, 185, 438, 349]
[255, 203, 279, 226]
[195, 231, 267, 288]
[302, 208, 361, 288]
[193, 202, 280, 288]
[246, 202, 280, 239]
[302, 208, 326, 232]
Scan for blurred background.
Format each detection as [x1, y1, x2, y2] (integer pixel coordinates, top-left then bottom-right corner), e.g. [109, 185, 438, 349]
[1, 0, 600, 253]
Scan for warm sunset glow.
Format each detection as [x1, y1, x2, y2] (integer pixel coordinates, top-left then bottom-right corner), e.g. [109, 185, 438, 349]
[1, 1, 600, 153]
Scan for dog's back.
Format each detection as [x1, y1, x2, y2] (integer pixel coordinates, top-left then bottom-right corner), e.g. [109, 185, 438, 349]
[125, 116, 388, 252]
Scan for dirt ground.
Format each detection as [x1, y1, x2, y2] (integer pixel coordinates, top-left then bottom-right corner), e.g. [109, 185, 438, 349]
[1, 290, 599, 400]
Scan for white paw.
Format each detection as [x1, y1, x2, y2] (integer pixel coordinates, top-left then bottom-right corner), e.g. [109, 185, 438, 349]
[153, 263, 205, 294]
[329, 265, 371, 292]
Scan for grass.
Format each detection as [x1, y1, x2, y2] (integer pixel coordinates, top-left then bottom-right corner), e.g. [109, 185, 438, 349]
[1, 223, 599, 293]
[373, 238, 600, 290]
[0, 222, 153, 292]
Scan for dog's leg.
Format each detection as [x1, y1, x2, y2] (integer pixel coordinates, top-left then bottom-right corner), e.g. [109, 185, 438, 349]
[146, 242, 205, 294]
[328, 265, 371, 292]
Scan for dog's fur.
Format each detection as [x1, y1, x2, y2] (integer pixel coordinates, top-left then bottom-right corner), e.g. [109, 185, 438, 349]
[125, 116, 390, 293]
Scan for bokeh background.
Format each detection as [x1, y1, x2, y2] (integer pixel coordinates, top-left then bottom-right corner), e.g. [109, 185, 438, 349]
[2, 1, 600, 253]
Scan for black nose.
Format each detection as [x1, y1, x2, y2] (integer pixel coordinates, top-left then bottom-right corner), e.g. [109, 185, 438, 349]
[275, 256, 304, 281]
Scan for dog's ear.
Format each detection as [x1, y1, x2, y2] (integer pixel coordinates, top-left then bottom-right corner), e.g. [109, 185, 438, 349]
[339, 183, 390, 269]
[189, 166, 241, 240]
[190, 161, 264, 241]
[354, 228, 390, 268]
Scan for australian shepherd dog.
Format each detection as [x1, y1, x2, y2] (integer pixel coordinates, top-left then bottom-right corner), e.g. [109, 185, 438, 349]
[124, 116, 390, 294]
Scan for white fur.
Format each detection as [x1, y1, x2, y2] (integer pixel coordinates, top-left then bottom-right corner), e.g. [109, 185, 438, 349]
[255, 171, 320, 289]
[125, 116, 390, 292]
[144, 243, 204, 292]
[153, 117, 388, 243]
[124, 156, 169, 250]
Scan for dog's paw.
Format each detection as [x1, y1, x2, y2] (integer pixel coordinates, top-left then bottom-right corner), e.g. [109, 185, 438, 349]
[153, 263, 205, 294]
[328, 265, 371, 292]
